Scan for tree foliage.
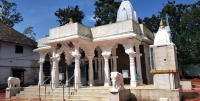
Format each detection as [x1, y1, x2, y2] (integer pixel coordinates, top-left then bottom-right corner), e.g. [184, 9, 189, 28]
[23, 26, 36, 41]
[0, 0, 23, 27]
[142, 14, 160, 34]
[142, 1, 200, 74]
[55, 5, 85, 26]
[94, 0, 120, 26]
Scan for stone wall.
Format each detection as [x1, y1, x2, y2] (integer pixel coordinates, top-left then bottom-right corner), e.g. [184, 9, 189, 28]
[130, 88, 181, 101]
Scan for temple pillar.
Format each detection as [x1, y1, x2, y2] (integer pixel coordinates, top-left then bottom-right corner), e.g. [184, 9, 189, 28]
[38, 61, 44, 86]
[98, 58, 102, 80]
[64, 51, 73, 86]
[128, 53, 137, 87]
[71, 42, 81, 89]
[51, 56, 60, 88]
[65, 61, 69, 86]
[87, 55, 94, 86]
[102, 54, 111, 86]
[143, 43, 153, 84]
[100, 42, 114, 85]
[112, 44, 118, 71]
[74, 54, 81, 89]
[38, 51, 47, 86]
[135, 44, 143, 85]
[112, 56, 118, 71]
[124, 39, 137, 87]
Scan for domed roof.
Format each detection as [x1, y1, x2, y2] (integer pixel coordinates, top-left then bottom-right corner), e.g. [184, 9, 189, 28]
[116, 0, 138, 23]
[154, 26, 171, 45]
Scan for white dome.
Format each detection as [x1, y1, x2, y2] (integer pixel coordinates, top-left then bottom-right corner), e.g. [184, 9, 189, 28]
[116, 0, 138, 23]
[154, 27, 171, 45]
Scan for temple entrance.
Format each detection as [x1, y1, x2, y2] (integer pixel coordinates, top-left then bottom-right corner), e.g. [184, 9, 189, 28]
[116, 44, 130, 84]
[67, 64, 87, 86]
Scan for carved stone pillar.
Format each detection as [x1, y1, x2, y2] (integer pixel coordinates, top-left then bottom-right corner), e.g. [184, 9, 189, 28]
[135, 42, 142, 85]
[38, 61, 44, 86]
[71, 42, 81, 89]
[65, 61, 69, 86]
[87, 55, 94, 86]
[38, 51, 47, 86]
[51, 56, 60, 89]
[98, 58, 102, 80]
[74, 54, 81, 89]
[51, 45, 61, 89]
[112, 56, 118, 72]
[125, 48, 137, 87]
[129, 53, 137, 87]
[102, 53, 111, 86]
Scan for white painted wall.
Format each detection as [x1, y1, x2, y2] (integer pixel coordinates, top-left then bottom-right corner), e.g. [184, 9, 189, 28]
[0, 41, 39, 86]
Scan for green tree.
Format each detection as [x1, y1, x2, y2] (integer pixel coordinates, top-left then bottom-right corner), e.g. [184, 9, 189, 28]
[23, 26, 36, 41]
[142, 14, 160, 34]
[0, 0, 23, 27]
[93, 0, 120, 26]
[55, 5, 85, 26]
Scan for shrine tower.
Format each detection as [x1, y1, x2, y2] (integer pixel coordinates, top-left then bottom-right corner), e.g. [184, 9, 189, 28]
[149, 21, 180, 89]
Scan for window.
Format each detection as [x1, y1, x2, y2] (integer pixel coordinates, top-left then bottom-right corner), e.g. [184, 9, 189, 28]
[15, 45, 23, 53]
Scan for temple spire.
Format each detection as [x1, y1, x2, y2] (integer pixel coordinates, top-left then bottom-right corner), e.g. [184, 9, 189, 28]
[117, 0, 138, 23]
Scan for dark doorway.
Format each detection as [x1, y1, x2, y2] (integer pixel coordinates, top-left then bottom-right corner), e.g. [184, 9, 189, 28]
[116, 44, 130, 84]
[12, 68, 26, 84]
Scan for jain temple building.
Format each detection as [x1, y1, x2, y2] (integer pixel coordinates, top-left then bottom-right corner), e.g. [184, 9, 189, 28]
[33, 0, 155, 89]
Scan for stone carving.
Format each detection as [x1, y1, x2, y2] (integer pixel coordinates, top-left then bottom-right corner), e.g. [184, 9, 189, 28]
[110, 72, 125, 91]
[8, 77, 20, 88]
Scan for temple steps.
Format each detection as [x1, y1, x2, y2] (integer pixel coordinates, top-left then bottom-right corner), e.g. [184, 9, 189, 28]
[11, 85, 110, 101]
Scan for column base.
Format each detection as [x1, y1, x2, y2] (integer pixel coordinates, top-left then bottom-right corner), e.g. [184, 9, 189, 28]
[38, 71, 44, 86]
[88, 81, 94, 86]
[38, 82, 44, 86]
[52, 83, 59, 89]
[137, 79, 143, 85]
[75, 82, 82, 89]
[104, 81, 111, 86]
[130, 80, 137, 87]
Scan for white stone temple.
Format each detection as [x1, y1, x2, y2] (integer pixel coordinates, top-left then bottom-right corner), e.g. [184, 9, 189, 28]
[33, 0, 154, 89]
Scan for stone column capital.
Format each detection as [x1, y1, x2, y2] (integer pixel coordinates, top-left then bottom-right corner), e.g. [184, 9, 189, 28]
[38, 61, 44, 64]
[125, 49, 136, 55]
[102, 51, 111, 59]
[51, 55, 61, 62]
[73, 54, 81, 59]
[112, 56, 118, 59]
[87, 55, 94, 60]
[102, 55, 110, 60]
[135, 53, 142, 57]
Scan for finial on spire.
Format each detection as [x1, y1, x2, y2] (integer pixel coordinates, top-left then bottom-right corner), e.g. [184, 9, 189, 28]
[70, 18, 73, 23]
[160, 20, 164, 26]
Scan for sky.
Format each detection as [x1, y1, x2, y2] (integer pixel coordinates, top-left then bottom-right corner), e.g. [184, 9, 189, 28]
[6, 0, 198, 41]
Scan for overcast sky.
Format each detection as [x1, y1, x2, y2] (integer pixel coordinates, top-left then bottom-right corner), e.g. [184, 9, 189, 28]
[7, 0, 198, 41]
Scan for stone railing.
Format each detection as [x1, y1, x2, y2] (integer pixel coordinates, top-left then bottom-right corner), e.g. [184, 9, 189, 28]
[37, 37, 49, 47]
[140, 24, 154, 41]
[49, 23, 92, 40]
[91, 20, 142, 39]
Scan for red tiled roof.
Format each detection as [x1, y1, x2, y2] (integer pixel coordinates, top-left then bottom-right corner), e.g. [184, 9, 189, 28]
[0, 22, 37, 46]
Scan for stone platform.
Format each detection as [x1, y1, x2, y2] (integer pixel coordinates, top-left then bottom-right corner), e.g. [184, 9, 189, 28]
[10, 85, 182, 101]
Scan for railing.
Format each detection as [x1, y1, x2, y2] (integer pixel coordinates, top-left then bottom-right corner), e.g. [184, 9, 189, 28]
[38, 76, 51, 100]
[66, 75, 75, 99]
[38, 75, 75, 101]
